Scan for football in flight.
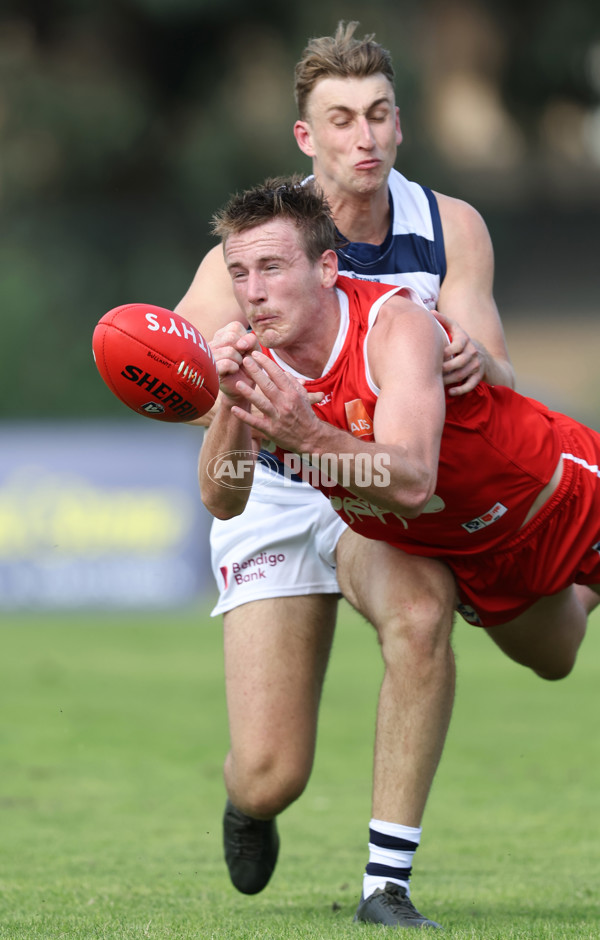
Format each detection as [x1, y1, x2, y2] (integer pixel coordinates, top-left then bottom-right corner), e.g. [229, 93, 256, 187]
[92, 303, 219, 422]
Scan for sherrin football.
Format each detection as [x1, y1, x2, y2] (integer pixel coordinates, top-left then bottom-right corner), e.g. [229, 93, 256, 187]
[92, 303, 219, 422]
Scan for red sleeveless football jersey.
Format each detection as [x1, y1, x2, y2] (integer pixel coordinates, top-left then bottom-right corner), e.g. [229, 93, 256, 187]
[265, 275, 560, 559]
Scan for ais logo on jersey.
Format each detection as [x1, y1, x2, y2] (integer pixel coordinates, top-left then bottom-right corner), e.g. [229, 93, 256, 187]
[345, 399, 373, 440]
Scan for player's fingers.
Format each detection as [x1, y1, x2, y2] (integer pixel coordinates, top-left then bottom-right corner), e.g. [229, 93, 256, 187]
[216, 355, 243, 377]
[234, 378, 277, 417]
[235, 331, 259, 354]
[442, 346, 478, 374]
[445, 361, 484, 394]
[443, 343, 461, 361]
[248, 349, 298, 391]
[447, 374, 481, 396]
[433, 310, 467, 349]
[208, 333, 242, 359]
[241, 354, 288, 402]
[213, 339, 246, 363]
[217, 320, 247, 338]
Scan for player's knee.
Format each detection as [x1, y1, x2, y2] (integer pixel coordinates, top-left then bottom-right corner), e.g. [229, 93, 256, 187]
[528, 621, 583, 681]
[235, 772, 308, 818]
[378, 589, 454, 664]
[534, 655, 576, 681]
[226, 751, 309, 817]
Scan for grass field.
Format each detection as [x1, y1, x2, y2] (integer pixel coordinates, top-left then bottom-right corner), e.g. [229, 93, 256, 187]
[1, 601, 599, 939]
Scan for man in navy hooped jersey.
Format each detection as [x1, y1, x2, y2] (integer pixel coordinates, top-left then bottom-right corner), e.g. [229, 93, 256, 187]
[177, 22, 514, 928]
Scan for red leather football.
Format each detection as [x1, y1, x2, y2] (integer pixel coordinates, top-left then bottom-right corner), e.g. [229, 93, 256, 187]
[92, 303, 219, 421]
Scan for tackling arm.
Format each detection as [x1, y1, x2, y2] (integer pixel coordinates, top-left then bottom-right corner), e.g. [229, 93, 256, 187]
[435, 193, 515, 394]
[175, 244, 248, 337]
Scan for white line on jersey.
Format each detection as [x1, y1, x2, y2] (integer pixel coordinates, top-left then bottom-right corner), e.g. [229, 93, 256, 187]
[561, 453, 600, 477]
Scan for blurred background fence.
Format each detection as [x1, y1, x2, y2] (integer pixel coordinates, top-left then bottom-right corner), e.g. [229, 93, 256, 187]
[2, 0, 600, 608]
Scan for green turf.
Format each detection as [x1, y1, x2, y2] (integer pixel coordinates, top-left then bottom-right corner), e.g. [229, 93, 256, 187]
[1, 602, 599, 938]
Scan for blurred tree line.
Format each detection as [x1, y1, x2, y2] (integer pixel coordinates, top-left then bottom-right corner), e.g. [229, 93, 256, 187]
[2, 0, 600, 418]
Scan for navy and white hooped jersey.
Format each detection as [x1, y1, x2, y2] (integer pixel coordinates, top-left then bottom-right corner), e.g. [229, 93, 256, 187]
[334, 168, 446, 310]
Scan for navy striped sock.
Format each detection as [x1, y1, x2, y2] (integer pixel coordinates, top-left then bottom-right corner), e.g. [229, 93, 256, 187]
[363, 818, 421, 899]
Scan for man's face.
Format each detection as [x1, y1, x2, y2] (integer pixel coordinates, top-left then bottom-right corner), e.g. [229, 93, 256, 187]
[224, 218, 336, 349]
[295, 74, 402, 197]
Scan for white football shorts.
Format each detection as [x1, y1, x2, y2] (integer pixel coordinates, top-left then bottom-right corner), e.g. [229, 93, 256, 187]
[209, 462, 348, 616]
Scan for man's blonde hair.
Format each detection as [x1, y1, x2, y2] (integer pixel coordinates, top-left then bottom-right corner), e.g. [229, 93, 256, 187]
[294, 21, 395, 120]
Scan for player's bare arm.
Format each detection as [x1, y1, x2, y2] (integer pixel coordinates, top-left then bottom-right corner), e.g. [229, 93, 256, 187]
[198, 323, 258, 519]
[368, 301, 446, 502]
[231, 299, 446, 518]
[435, 193, 515, 393]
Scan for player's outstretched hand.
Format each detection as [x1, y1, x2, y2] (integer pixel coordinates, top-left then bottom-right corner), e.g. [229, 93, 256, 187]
[210, 322, 259, 402]
[229, 350, 323, 451]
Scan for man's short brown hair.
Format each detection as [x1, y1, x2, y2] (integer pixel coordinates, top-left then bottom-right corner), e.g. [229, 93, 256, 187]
[294, 21, 395, 120]
[212, 175, 339, 262]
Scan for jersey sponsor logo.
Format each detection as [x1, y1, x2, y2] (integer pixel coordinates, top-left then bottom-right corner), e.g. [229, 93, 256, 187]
[315, 393, 332, 407]
[344, 399, 373, 439]
[461, 502, 507, 533]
